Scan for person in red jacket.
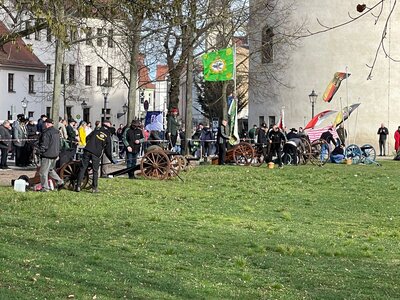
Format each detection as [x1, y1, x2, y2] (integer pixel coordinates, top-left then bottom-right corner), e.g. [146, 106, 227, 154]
[394, 126, 400, 153]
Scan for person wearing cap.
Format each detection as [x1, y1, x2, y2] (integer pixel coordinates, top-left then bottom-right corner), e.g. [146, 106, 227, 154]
[166, 108, 180, 148]
[13, 114, 28, 167]
[75, 120, 115, 193]
[38, 118, 64, 192]
[123, 119, 144, 179]
[66, 119, 78, 150]
[286, 128, 299, 140]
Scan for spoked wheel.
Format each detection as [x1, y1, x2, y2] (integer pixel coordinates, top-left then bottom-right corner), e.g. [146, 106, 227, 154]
[361, 144, 376, 164]
[140, 150, 171, 180]
[299, 138, 312, 165]
[233, 142, 254, 166]
[169, 155, 183, 177]
[345, 144, 362, 164]
[176, 155, 189, 172]
[310, 139, 330, 166]
[59, 161, 88, 190]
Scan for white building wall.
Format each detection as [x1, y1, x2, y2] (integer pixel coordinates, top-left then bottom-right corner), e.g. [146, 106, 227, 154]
[24, 18, 130, 125]
[0, 67, 45, 120]
[249, 0, 400, 150]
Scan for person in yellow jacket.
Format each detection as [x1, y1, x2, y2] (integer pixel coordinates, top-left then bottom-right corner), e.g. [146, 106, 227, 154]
[78, 121, 88, 147]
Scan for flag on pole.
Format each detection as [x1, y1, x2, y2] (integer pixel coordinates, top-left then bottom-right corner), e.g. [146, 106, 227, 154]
[306, 126, 339, 142]
[332, 103, 361, 127]
[323, 72, 351, 102]
[202, 48, 234, 82]
[278, 107, 285, 129]
[304, 110, 337, 129]
[228, 96, 239, 145]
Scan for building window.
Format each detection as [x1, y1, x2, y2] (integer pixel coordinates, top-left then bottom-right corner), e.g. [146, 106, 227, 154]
[46, 107, 51, 117]
[85, 66, 91, 85]
[28, 75, 35, 93]
[86, 27, 92, 45]
[262, 26, 274, 64]
[97, 67, 102, 86]
[107, 29, 113, 48]
[46, 64, 51, 84]
[66, 106, 72, 120]
[268, 116, 275, 127]
[46, 28, 52, 42]
[259, 116, 265, 127]
[28, 111, 34, 118]
[61, 64, 65, 84]
[8, 73, 14, 92]
[69, 64, 75, 84]
[70, 26, 77, 42]
[108, 67, 113, 86]
[97, 28, 102, 47]
[25, 21, 31, 39]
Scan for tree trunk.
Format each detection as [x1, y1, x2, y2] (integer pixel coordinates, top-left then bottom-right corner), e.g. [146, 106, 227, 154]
[127, 18, 144, 124]
[51, 39, 64, 120]
[184, 48, 194, 155]
[127, 46, 138, 122]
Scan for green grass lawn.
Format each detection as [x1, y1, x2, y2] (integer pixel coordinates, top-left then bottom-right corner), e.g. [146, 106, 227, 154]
[1, 161, 400, 299]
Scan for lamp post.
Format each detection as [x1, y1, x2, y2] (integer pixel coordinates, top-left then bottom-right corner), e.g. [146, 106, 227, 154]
[101, 79, 111, 122]
[117, 103, 129, 121]
[21, 97, 28, 116]
[309, 90, 318, 119]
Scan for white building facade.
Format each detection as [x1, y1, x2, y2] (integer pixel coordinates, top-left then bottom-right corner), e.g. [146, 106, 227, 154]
[249, 0, 400, 150]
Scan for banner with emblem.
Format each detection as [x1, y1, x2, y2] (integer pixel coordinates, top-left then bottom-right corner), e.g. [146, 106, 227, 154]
[202, 48, 234, 82]
[228, 96, 239, 145]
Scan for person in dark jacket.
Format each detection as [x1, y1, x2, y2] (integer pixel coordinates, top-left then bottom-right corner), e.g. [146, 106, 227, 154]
[268, 125, 286, 168]
[38, 119, 64, 192]
[36, 114, 47, 134]
[217, 119, 230, 165]
[123, 119, 144, 179]
[13, 114, 28, 167]
[257, 123, 269, 163]
[0, 120, 12, 169]
[75, 120, 115, 193]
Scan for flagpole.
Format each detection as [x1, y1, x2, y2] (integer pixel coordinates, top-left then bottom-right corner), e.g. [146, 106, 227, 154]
[345, 66, 350, 143]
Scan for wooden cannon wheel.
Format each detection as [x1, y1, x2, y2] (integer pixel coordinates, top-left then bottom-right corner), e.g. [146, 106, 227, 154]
[232, 142, 254, 166]
[140, 149, 171, 180]
[59, 161, 89, 190]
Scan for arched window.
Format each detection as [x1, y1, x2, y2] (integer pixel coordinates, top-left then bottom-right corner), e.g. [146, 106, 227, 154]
[262, 26, 274, 64]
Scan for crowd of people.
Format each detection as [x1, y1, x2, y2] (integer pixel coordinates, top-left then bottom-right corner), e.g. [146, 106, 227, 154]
[1, 110, 400, 192]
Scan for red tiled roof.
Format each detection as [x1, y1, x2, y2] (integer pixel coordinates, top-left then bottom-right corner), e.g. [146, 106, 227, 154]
[156, 65, 169, 81]
[0, 21, 46, 71]
[137, 54, 155, 89]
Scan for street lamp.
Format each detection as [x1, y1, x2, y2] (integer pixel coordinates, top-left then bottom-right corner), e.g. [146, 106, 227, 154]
[21, 97, 28, 116]
[81, 100, 88, 110]
[101, 79, 111, 121]
[122, 103, 128, 114]
[309, 90, 318, 118]
[117, 103, 129, 119]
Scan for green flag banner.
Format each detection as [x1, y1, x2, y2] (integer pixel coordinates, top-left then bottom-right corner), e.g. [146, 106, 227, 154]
[228, 96, 239, 145]
[202, 48, 234, 82]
